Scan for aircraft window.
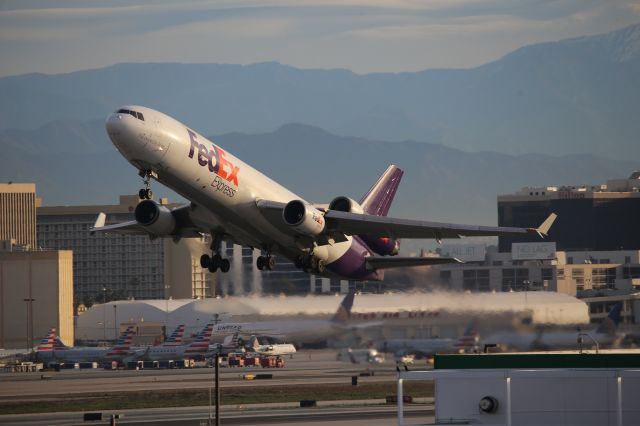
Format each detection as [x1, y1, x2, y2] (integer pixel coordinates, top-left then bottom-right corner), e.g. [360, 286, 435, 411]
[116, 108, 144, 121]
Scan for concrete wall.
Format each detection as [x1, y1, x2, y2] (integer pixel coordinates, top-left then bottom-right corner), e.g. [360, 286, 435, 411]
[0, 250, 74, 349]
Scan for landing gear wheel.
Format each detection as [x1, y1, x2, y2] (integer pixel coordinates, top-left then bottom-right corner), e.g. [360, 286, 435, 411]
[317, 260, 326, 273]
[266, 256, 275, 271]
[200, 254, 211, 268]
[257, 255, 275, 271]
[220, 258, 231, 273]
[139, 188, 147, 199]
[208, 254, 222, 273]
[138, 170, 154, 200]
[309, 256, 319, 271]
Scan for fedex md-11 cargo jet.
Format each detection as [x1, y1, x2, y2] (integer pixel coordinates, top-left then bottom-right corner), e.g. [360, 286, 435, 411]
[92, 106, 556, 281]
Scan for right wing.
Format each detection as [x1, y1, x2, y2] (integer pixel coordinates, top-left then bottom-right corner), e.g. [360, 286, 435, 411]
[89, 204, 203, 238]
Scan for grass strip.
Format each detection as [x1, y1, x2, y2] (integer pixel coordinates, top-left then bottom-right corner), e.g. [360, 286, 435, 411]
[0, 381, 433, 415]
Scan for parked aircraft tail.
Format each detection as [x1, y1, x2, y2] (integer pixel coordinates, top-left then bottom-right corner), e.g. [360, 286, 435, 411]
[331, 289, 356, 324]
[163, 324, 185, 346]
[359, 165, 404, 217]
[223, 332, 240, 349]
[106, 326, 136, 358]
[36, 327, 57, 351]
[184, 323, 214, 356]
[454, 319, 479, 350]
[596, 302, 623, 336]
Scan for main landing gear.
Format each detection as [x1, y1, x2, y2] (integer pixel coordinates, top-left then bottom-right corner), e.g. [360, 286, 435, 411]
[138, 170, 153, 200]
[295, 254, 326, 274]
[200, 233, 230, 273]
[256, 254, 275, 271]
[200, 253, 230, 273]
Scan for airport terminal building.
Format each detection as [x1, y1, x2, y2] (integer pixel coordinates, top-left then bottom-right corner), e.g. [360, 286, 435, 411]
[436, 172, 640, 326]
[497, 171, 640, 252]
[36, 195, 214, 304]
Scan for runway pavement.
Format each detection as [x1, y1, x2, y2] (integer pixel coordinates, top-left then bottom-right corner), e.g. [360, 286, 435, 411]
[0, 402, 435, 426]
[1, 350, 412, 401]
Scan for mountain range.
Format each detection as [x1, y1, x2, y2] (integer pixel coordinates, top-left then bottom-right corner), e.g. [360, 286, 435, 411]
[1, 23, 639, 243]
[1, 24, 639, 160]
[1, 120, 636, 229]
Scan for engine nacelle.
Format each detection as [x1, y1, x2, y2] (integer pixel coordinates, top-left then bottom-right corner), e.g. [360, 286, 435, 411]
[365, 236, 400, 256]
[134, 199, 176, 236]
[283, 200, 325, 236]
[328, 196, 364, 214]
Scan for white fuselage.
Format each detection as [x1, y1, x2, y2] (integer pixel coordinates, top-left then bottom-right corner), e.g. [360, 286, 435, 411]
[105, 106, 353, 267]
[213, 319, 344, 344]
[254, 343, 297, 357]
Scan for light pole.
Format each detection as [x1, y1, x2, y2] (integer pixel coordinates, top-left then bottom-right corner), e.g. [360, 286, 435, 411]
[102, 287, 107, 342]
[113, 304, 118, 341]
[23, 298, 35, 352]
[164, 284, 171, 340]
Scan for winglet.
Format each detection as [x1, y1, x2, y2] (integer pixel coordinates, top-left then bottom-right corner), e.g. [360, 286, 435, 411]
[90, 213, 107, 234]
[530, 213, 557, 238]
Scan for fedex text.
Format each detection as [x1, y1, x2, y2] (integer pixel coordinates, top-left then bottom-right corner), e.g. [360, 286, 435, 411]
[187, 129, 240, 188]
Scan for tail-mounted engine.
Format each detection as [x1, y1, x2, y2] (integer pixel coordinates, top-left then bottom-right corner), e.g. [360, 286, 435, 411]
[363, 236, 400, 256]
[283, 200, 326, 236]
[134, 199, 176, 236]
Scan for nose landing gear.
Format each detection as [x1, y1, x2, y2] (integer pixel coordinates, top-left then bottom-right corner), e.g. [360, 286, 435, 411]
[138, 170, 154, 200]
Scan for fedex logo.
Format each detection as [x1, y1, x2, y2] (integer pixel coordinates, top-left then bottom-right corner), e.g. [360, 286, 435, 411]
[313, 212, 324, 226]
[187, 129, 240, 186]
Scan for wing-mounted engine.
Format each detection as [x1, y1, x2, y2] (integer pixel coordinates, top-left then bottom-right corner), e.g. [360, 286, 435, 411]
[282, 200, 326, 236]
[328, 196, 364, 214]
[134, 199, 176, 236]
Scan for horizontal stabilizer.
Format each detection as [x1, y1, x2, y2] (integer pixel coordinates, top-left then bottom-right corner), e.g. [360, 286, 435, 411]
[534, 213, 557, 237]
[366, 256, 462, 270]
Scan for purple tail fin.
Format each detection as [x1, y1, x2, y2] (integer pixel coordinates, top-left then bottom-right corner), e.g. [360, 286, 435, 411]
[359, 165, 404, 216]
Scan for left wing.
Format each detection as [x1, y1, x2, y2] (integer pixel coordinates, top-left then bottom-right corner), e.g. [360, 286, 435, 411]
[323, 211, 557, 241]
[256, 199, 557, 242]
[365, 256, 462, 270]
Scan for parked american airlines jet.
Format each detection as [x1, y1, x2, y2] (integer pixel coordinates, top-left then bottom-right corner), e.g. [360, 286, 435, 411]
[129, 323, 214, 362]
[92, 106, 556, 279]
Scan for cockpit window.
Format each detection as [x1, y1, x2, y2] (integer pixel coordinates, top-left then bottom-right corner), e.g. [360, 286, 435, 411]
[116, 109, 144, 121]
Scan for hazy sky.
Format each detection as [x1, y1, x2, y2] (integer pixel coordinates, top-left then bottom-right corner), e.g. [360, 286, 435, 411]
[1, 0, 639, 77]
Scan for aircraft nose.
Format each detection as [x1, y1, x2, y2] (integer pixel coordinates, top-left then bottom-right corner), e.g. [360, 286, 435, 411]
[105, 110, 143, 158]
[105, 111, 129, 137]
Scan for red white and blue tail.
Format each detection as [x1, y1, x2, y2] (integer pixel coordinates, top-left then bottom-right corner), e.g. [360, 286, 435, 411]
[106, 326, 136, 358]
[163, 324, 185, 347]
[36, 327, 57, 351]
[183, 323, 214, 357]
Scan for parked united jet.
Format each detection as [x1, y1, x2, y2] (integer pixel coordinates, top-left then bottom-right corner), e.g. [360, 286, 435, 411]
[210, 290, 356, 344]
[92, 106, 556, 279]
